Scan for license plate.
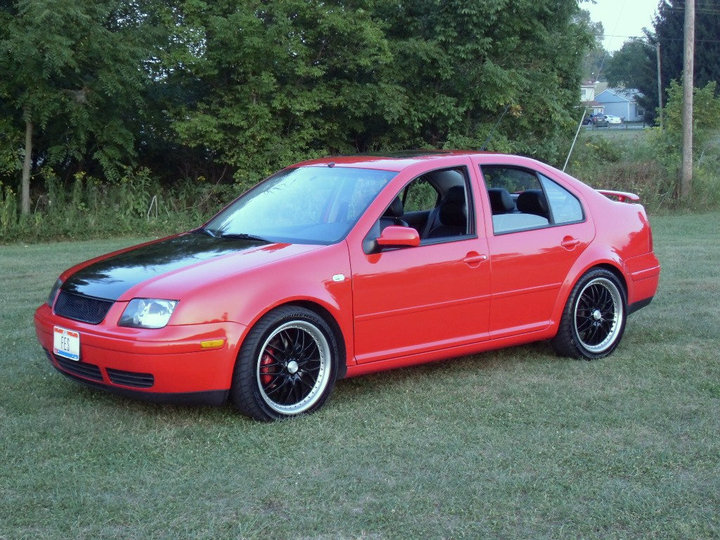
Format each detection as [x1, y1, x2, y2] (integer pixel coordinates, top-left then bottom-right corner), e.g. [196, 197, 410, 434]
[54, 326, 80, 361]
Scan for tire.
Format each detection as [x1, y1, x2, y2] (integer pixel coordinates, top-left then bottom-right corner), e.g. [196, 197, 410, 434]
[552, 268, 627, 360]
[231, 306, 339, 421]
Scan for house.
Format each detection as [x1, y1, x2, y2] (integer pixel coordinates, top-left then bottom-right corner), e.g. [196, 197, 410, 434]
[595, 88, 645, 122]
[580, 81, 607, 116]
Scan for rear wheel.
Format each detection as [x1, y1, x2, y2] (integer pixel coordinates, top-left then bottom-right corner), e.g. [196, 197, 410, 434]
[552, 268, 627, 360]
[231, 306, 339, 421]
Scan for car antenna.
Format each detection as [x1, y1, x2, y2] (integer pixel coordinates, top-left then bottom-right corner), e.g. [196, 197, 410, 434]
[563, 108, 588, 171]
[480, 103, 510, 151]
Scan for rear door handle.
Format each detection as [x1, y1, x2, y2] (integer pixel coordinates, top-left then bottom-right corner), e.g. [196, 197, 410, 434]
[561, 236, 580, 250]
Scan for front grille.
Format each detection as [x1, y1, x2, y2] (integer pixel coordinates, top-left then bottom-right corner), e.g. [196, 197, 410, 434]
[54, 290, 113, 324]
[47, 350, 103, 382]
[107, 368, 154, 388]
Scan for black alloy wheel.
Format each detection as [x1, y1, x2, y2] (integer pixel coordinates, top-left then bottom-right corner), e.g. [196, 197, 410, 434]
[231, 306, 339, 420]
[552, 268, 627, 360]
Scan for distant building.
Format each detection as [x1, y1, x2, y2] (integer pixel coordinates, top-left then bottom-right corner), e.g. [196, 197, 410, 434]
[580, 81, 606, 116]
[595, 88, 645, 122]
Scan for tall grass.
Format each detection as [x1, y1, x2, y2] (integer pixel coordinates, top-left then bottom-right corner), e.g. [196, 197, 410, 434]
[568, 128, 720, 212]
[0, 169, 236, 243]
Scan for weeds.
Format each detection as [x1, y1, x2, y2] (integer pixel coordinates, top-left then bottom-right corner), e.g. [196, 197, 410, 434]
[568, 127, 720, 212]
[0, 170, 237, 243]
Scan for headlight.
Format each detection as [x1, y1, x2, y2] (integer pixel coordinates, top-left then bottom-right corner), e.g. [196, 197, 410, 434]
[119, 299, 178, 329]
[48, 279, 63, 307]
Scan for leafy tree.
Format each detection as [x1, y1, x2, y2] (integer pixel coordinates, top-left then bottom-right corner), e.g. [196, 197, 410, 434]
[375, 0, 593, 160]
[603, 38, 657, 122]
[577, 9, 607, 82]
[653, 0, 720, 88]
[168, 0, 398, 185]
[0, 0, 167, 213]
[605, 39, 655, 90]
[171, 0, 594, 183]
[1, 0, 597, 209]
[644, 0, 720, 122]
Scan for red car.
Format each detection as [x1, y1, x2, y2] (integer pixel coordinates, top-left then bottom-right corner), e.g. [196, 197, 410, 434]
[35, 152, 660, 420]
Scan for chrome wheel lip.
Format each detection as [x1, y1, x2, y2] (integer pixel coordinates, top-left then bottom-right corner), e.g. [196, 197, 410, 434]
[256, 320, 331, 415]
[573, 277, 624, 354]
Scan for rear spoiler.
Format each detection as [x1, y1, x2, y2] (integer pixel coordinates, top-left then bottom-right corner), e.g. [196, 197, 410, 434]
[596, 189, 640, 203]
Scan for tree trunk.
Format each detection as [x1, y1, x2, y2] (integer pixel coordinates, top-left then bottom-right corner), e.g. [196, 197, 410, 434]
[21, 114, 33, 215]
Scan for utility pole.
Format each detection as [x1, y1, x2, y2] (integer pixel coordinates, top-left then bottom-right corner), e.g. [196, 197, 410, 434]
[680, 0, 695, 200]
[656, 43, 663, 128]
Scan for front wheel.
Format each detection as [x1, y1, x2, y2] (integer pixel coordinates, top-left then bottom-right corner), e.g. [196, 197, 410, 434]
[231, 306, 339, 421]
[552, 268, 627, 360]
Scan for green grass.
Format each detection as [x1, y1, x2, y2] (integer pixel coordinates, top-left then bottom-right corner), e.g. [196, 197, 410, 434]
[1, 213, 719, 538]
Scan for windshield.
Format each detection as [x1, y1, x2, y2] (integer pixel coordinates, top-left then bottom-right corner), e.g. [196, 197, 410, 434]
[204, 166, 396, 244]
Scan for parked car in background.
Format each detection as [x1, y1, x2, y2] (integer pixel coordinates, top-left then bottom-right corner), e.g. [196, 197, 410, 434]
[605, 115, 622, 125]
[35, 152, 660, 421]
[591, 114, 609, 127]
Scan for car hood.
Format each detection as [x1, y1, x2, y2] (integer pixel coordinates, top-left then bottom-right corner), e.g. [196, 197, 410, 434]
[61, 232, 315, 301]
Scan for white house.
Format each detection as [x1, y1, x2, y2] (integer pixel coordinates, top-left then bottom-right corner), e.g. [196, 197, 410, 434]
[595, 88, 645, 122]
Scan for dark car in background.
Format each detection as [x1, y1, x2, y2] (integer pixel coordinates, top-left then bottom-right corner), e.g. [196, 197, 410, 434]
[589, 113, 609, 127]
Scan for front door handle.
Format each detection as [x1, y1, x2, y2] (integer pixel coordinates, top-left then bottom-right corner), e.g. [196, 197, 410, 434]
[463, 252, 488, 267]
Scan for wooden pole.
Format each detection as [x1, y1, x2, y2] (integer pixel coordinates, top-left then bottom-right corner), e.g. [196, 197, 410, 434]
[680, 0, 695, 200]
[656, 43, 663, 128]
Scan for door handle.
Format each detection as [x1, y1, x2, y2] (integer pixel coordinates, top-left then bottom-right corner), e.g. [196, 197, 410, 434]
[463, 252, 488, 266]
[561, 236, 580, 250]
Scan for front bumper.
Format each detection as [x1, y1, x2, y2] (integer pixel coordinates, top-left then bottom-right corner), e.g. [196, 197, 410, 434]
[34, 303, 248, 404]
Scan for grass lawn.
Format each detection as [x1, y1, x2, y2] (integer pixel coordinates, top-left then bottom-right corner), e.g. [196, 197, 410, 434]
[1, 213, 718, 538]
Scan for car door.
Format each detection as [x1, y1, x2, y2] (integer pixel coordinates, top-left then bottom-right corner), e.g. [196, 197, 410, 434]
[349, 164, 491, 364]
[477, 163, 594, 337]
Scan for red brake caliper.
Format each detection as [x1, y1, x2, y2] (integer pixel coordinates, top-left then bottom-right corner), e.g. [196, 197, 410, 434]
[259, 351, 273, 386]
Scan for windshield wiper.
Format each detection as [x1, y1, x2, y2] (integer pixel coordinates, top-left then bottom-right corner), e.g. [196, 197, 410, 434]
[218, 232, 270, 242]
[196, 227, 218, 238]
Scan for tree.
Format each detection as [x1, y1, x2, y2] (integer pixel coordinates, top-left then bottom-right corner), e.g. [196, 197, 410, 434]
[604, 39, 657, 122]
[577, 10, 607, 82]
[651, 0, 720, 107]
[170, 0, 595, 183]
[0, 0, 167, 213]
[605, 40, 655, 89]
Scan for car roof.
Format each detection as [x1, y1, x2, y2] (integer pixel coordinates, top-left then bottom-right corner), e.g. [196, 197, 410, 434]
[293, 151, 534, 172]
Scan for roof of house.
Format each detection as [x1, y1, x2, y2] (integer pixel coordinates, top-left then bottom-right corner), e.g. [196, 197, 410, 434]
[596, 88, 643, 103]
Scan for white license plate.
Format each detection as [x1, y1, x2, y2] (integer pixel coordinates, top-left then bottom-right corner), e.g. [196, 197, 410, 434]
[53, 326, 80, 361]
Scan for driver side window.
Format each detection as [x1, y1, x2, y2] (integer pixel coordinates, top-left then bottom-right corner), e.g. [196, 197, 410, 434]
[389, 167, 474, 241]
[363, 166, 474, 253]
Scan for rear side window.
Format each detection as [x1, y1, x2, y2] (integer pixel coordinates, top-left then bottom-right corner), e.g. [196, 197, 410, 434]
[481, 165, 584, 234]
[538, 173, 584, 224]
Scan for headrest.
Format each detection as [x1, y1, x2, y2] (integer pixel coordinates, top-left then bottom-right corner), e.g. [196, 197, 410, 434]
[488, 188, 515, 214]
[517, 189, 549, 217]
[444, 186, 465, 203]
[439, 186, 467, 226]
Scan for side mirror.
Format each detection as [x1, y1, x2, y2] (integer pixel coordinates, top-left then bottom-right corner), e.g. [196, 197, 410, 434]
[376, 225, 420, 249]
